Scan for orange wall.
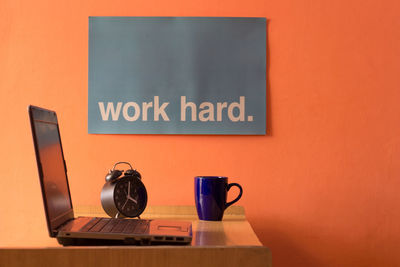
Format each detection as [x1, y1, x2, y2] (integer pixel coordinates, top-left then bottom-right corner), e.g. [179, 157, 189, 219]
[1, 0, 400, 266]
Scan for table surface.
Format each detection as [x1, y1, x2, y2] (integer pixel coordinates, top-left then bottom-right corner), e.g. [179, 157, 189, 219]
[0, 205, 262, 247]
[0, 206, 271, 267]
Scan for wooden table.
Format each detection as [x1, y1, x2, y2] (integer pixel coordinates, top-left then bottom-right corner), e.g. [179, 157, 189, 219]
[0, 206, 271, 267]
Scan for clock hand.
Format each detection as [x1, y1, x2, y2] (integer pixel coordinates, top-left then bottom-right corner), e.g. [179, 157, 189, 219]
[127, 181, 131, 196]
[127, 195, 138, 204]
[121, 198, 129, 210]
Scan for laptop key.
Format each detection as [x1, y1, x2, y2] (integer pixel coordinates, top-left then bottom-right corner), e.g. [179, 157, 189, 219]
[79, 218, 101, 232]
[100, 218, 121, 233]
[79, 217, 101, 232]
[123, 220, 140, 234]
[111, 219, 130, 233]
[89, 218, 111, 232]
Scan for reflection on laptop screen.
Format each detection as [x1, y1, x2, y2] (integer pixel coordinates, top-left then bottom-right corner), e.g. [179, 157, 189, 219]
[31, 108, 72, 231]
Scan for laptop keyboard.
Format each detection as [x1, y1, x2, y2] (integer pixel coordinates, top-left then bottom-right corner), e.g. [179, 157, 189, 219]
[79, 218, 150, 234]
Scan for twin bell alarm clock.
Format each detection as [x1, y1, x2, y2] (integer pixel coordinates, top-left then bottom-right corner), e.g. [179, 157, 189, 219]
[101, 162, 147, 218]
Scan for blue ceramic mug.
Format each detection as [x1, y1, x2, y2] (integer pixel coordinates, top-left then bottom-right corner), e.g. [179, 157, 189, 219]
[194, 176, 243, 221]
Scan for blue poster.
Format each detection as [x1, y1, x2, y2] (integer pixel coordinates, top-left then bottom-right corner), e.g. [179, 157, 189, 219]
[89, 17, 266, 135]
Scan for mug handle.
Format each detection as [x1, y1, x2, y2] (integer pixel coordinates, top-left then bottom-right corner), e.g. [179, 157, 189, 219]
[225, 183, 243, 209]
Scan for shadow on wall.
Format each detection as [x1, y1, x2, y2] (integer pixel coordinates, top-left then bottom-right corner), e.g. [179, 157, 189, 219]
[266, 19, 272, 136]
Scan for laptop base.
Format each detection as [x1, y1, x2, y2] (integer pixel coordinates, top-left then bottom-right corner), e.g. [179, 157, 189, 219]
[57, 237, 191, 246]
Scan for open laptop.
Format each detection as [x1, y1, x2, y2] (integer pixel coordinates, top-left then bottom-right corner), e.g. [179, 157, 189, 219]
[29, 105, 192, 246]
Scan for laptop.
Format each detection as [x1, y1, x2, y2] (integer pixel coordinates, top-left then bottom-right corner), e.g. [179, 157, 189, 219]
[28, 105, 192, 246]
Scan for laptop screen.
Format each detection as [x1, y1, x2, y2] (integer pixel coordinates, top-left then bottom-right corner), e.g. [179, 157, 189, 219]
[29, 106, 73, 235]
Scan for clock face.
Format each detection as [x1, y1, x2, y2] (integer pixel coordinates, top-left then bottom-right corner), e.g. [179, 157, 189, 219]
[113, 176, 147, 217]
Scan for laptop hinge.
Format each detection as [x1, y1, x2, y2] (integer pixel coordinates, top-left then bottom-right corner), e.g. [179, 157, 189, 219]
[56, 218, 75, 234]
